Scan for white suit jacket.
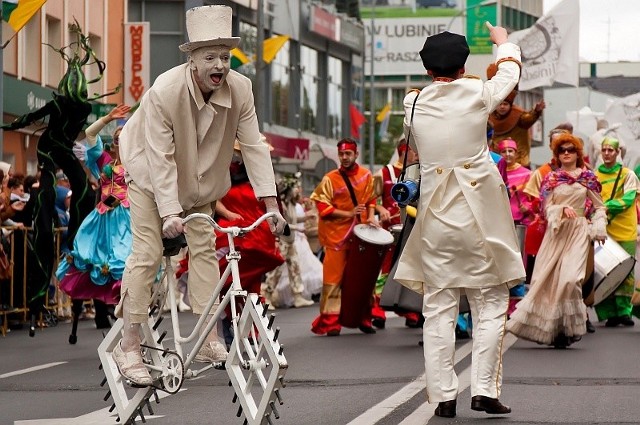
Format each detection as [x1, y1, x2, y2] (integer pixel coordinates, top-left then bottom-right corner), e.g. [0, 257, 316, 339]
[394, 42, 526, 293]
[120, 65, 276, 218]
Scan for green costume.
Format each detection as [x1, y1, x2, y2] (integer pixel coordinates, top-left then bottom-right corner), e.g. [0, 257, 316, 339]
[595, 163, 638, 320]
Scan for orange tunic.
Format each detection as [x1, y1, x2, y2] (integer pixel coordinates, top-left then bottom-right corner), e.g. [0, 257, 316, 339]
[310, 164, 376, 251]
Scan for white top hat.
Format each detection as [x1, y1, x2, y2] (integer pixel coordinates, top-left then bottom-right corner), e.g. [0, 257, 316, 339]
[179, 5, 240, 52]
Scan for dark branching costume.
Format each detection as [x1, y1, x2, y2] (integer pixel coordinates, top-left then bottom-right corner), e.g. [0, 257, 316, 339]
[2, 22, 118, 319]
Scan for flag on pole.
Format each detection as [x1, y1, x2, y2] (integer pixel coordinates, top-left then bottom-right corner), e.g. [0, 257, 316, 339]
[263, 35, 290, 64]
[349, 103, 366, 139]
[230, 48, 250, 70]
[2, 0, 47, 33]
[376, 103, 391, 139]
[508, 0, 579, 91]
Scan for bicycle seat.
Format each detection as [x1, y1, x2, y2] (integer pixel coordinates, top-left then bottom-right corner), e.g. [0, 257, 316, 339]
[162, 234, 188, 257]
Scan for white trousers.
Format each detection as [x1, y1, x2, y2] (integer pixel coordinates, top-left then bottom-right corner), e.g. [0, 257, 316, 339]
[116, 181, 218, 323]
[422, 284, 509, 403]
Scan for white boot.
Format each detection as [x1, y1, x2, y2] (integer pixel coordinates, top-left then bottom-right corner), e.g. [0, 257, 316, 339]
[293, 293, 314, 308]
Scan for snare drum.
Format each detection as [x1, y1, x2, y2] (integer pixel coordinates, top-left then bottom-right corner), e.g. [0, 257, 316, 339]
[339, 224, 394, 328]
[593, 238, 636, 305]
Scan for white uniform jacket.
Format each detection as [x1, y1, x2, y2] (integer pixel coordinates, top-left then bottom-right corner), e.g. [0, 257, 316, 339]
[394, 42, 526, 293]
[120, 65, 276, 218]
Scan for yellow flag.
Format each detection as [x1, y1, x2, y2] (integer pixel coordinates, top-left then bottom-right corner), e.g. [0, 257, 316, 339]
[262, 35, 290, 64]
[3, 0, 47, 33]
[376, 103, 391, 123]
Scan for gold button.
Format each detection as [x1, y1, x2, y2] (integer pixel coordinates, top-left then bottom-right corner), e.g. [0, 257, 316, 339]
[436, 167, 443, 174]
[470, 180, 477, 187]
[463, 163, 471, 169]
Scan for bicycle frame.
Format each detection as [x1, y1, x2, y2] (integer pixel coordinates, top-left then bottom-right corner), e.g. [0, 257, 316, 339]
[98, 211, 288, 425]
[164, 212, 273, 376]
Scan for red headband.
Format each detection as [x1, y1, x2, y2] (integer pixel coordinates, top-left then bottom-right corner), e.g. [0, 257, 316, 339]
[337, 140, 358, 152]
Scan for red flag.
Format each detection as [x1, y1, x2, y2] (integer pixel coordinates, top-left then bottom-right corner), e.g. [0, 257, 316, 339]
[349, 103, 366, 139]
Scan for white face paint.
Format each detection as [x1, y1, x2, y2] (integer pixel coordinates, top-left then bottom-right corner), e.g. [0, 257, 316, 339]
[189, 46, 231, 96]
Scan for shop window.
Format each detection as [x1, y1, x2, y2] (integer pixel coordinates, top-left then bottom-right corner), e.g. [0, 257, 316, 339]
[300, 46, 318, 133]
[22, 16, 40, 82]
[327, 56, 343, 139]
[270, 37, 290, 127]
[46, 17, 63, 87]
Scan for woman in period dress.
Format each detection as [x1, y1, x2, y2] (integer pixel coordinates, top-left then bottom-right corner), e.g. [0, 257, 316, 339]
[507, 133, 607, 348]
[56, 105, 131, 305]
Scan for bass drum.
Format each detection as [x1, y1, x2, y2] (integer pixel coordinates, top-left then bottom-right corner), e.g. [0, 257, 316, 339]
[593, 237, 636, 305]
[339, 224, 394, 328]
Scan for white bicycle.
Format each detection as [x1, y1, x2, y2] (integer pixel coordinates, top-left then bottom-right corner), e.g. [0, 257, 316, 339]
[98, 212, 288, 425]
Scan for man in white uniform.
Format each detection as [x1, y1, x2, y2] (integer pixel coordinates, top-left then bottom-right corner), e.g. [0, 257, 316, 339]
[394, 24, 525, 418]
[112, 5, 286, 386]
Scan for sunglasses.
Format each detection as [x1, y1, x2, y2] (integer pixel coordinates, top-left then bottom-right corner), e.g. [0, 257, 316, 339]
[557, 146, 577, 154]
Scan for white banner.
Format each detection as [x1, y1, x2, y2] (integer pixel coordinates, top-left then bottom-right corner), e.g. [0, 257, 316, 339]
[604, 92, 640, 169]
[124, 22, 150, 107]
[363, 17, 463, 76]
[508, 0, 579, 91]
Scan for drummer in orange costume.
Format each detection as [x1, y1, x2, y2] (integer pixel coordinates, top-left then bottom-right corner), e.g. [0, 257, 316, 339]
[310, 138, 377, 336]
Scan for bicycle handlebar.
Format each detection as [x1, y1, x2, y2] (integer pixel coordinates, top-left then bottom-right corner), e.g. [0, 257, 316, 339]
[182, 212, 290, 236]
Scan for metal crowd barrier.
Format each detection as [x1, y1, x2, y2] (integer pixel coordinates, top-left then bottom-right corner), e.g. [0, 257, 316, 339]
[0, 227, 71, 336]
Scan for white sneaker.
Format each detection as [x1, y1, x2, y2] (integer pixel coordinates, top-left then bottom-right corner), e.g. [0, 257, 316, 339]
[112, 342, 153, 387]
[195, 341, 228, 363]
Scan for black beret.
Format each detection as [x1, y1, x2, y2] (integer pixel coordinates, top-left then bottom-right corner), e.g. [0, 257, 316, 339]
[419, 31, 470, 73]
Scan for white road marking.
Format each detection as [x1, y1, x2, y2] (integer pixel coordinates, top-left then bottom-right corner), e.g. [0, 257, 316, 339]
[0, 362, 67, 379]
[15, 389, 179, 425]
[347, 334, 518, 425]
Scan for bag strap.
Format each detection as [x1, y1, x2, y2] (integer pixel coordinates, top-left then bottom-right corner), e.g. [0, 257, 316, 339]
[338, 170, 361, 223]
[399, 92, 420, 181]
[339, 170, 359, 208]
[608, 165, 623, 202]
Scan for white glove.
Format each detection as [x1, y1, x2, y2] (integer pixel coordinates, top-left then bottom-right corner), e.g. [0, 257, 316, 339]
[72, 142, 86, 161]
[162, 215, 184, 239]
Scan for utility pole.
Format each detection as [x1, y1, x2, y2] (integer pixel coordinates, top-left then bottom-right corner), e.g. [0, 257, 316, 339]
[256, 0, 265, 131]
[367, 2, 375, 170]
[0, 11, 4, 159]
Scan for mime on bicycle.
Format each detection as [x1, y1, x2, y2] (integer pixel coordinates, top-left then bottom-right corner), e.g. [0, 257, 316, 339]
[111, 5, 287, 387]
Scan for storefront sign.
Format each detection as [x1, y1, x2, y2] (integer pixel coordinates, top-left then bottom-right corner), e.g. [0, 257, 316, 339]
[124, 22, 150, 106]
[363, 17, 463, 76]
[309, 4, 339, 42]
[466, 0, 497, 54]
[265, 132, 310, 160]
[3, 75, 53, 116]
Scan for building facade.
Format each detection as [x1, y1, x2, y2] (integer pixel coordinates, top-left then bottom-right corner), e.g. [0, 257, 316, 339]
[128, 0, 366, 192]
[1, 0, 126, 175]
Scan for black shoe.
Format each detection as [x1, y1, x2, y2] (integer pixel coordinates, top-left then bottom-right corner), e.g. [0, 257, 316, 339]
[358, 325, 376, 334]
[620, 316, 635, 327]
[586, 319, 596, 333]
[326, 329, 341, 337]
[455, 326, 471, 340]
[405, 317, 423, 328]
[471, 395, 511, 414]
[605, 317, 621, 327]
[372, 318, 386, 329]
[434, 399, 456, 418]
[552, 333, 569, 349]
